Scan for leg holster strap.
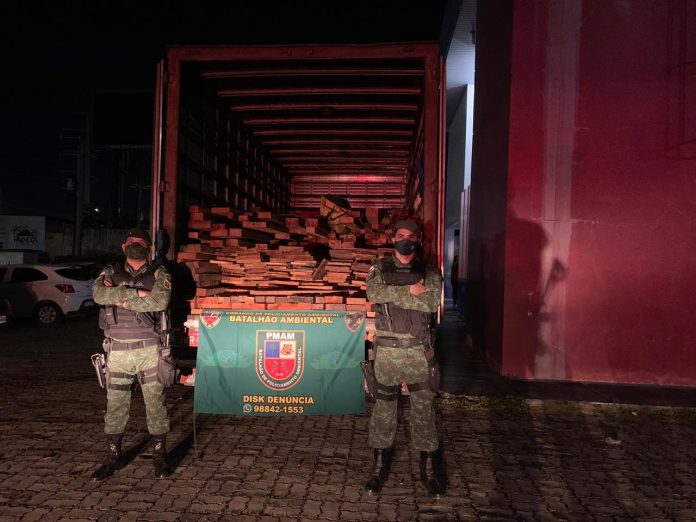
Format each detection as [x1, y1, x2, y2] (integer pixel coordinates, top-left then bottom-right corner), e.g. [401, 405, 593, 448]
[107, 370, 134, 391]
[376, 382, 400, 401]
[108, 383, 132, 391]
[138, 366, 159, 385]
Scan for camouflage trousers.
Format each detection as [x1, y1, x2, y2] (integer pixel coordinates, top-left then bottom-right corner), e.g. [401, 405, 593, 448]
[368, 345, 438, 452]
[104, 344, 169, 435]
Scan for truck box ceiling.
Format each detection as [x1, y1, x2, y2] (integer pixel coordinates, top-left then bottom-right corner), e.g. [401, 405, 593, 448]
[167, 45, 436, 212]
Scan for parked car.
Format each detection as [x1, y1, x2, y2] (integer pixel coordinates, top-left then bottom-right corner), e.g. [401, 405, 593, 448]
[0, 264, 97, 326]
[0, 297, 12, 327]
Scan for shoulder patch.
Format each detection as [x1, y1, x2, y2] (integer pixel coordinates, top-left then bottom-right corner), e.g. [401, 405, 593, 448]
[160, 269, 172, 290]
[366, 265, 376, 281]
[153, 265, 169, 276]
[157, 268, 172, 290]
[366, 263, 378, 282]
[99, 264, 115, 279]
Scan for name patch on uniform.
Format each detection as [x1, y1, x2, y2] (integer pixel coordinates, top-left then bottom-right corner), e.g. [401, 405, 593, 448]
[256, 330, 305, 391]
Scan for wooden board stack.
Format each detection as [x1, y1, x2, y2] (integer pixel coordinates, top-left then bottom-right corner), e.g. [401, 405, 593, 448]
[179, 206, 401, 345]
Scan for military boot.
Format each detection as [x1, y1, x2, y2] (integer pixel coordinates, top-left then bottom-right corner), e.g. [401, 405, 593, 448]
[152, 434, 171, 478]
[91, 434, 124, 481]
[365, 446, 394, 493]
[419, 450, 445, 497]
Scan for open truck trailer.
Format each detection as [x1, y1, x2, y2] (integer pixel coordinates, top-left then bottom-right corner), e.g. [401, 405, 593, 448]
[149, 44, 446, 355]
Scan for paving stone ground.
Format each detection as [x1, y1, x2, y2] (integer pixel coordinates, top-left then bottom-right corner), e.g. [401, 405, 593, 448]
[1, 318, 695, 521]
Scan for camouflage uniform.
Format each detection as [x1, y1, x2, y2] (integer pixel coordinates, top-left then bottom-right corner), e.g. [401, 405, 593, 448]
[93, 262, 172, 435]
[366, 255, 441, 452]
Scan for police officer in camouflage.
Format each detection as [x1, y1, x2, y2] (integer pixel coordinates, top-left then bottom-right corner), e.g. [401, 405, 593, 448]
[365, 219, 445, 496]
[91, 228, 173, 480]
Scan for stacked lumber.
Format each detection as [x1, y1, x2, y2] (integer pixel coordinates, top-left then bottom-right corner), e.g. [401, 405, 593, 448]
[180, 205, 403, 345]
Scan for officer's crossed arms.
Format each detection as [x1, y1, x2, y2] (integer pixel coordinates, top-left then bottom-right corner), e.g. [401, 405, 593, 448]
[99, 275, 147, 306]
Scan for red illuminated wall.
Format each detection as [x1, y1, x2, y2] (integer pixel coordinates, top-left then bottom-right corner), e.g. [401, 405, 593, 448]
[471, 0, 696, 385]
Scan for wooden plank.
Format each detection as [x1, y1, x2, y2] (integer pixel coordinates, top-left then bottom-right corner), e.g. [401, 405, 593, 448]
[228, 228, 277, 241]
[177, 205, 412, 319]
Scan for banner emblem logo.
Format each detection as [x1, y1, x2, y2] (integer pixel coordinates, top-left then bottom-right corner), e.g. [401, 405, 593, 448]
[343, 312, 365, 333]
[201, 310, 223, 329]
[256, 330, 305, 391]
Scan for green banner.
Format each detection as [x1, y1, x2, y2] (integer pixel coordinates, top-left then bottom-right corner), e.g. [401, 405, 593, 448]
[193, 310, 366, 416]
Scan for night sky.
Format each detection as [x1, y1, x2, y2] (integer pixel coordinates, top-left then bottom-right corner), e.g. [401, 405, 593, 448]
[0, 1, 447, 222]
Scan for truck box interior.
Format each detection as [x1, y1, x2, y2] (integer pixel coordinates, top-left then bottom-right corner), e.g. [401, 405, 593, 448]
[156, 44, 442, 254]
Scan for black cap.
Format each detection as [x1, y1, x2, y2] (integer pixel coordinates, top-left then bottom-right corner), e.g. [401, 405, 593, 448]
[125, 228, 152, 245]
[394, 219, 421, 236]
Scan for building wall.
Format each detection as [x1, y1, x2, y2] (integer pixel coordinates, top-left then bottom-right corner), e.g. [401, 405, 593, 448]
[472, 0, 696, 385]
[467, 0, 514, 371]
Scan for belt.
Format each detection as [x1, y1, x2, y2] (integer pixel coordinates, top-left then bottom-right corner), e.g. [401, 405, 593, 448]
[110, 339, 160, 351]
[374, 336, 422, 348]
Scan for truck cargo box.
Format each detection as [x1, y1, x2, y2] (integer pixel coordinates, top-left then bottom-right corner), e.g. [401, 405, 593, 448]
[150, 44, 445, 354]
[153, 44, 444, 257]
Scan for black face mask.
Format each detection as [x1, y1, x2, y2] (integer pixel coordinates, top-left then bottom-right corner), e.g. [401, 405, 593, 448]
[394, 239, 418, 256]
[124, 243, 149, 261]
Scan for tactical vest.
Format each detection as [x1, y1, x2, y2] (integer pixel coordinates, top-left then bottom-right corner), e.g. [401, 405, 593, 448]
[99, 261, 161, 341]
[373, 257, 432, 342]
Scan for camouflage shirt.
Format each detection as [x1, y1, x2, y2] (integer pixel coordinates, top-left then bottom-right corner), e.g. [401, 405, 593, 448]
[366, 255, 441, 339]
[93, 261, 171, 313]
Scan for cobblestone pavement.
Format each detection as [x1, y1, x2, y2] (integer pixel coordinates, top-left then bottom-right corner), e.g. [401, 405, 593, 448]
[1, 319, 696, 521]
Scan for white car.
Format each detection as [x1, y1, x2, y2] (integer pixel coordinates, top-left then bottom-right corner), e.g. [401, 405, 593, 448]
[0, 264, 97, 326]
